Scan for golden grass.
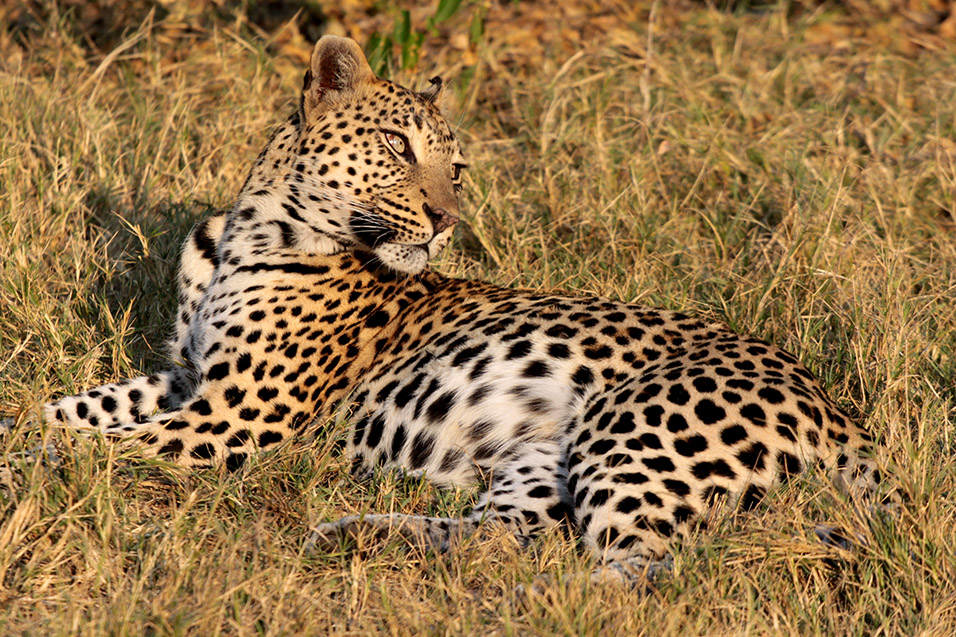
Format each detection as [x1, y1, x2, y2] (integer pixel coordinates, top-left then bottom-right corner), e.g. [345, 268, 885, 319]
[2, 2, 955, 634]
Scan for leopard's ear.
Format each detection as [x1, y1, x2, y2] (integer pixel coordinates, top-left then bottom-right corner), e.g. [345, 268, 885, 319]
[418, 76, 443, 104]
[302, 36, 374, 118]
[418, 76, 455, 119]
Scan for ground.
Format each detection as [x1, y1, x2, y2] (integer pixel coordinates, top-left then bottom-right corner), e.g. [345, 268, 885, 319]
[1, 1, 955, 634]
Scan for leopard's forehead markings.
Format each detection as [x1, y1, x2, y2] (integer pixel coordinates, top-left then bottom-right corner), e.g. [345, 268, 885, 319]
[364, 82, 457, 143]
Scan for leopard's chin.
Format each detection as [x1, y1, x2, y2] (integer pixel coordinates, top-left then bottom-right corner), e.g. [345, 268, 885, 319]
[370, 231, 453, 274]
[370, 243, 429, 274]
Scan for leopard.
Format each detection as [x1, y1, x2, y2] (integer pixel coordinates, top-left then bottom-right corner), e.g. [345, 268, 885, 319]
[43, 35, 886, 584]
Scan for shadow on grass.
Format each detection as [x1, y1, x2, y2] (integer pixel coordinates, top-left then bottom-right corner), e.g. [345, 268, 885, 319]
[80, 184, 224, 375]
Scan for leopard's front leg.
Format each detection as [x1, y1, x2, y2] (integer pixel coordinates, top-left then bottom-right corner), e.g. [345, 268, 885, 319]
[44, 369, 196, 434]
[43, 213, 226, 438]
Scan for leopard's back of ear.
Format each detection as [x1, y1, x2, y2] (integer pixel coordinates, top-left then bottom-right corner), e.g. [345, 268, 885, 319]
[302, 35, 375, 118]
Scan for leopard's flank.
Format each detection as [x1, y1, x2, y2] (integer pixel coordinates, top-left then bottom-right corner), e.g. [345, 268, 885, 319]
[45, 36, 884, 584]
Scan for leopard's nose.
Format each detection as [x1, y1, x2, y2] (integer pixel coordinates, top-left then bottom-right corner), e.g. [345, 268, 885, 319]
[424, 203, 459, 234]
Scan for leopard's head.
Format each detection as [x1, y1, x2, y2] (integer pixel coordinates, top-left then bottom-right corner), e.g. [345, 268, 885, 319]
[243, 36, 466, 274]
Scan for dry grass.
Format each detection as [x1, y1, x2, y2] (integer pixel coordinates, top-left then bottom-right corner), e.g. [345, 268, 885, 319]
[2, 1, 955, 634]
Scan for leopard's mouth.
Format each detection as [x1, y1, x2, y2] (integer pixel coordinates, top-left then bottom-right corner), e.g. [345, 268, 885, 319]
[389, 228, 452, 255]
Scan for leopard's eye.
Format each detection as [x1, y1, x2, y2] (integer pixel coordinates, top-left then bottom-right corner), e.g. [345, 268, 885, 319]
[452, 163, 467, 180]
[384, 132, 408, 155]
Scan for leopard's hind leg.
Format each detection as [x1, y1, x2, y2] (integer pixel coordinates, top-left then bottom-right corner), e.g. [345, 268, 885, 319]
[566, 346, 884, 587]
